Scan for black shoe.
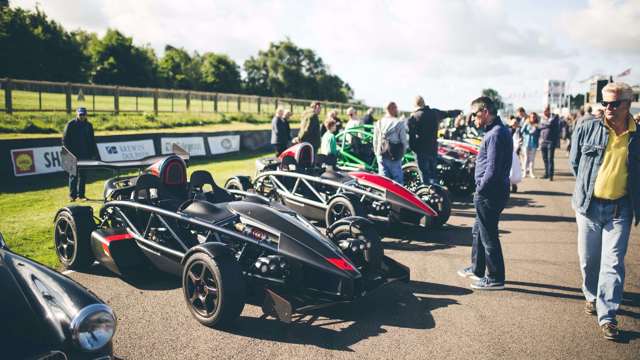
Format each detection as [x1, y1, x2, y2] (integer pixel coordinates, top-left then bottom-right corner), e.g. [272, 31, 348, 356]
[511, 185, 518, 193]
[69, 197, 77, 202]
[584, 301, 596, 315]
[548, 177, 553, 182]
[601, 322, 620, 340]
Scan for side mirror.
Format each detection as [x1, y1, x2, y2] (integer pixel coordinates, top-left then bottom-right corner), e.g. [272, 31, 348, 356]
[0, 232, 6, 249]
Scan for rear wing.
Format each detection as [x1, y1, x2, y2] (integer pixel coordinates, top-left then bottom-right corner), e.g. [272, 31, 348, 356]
[61, 144, 190, 176]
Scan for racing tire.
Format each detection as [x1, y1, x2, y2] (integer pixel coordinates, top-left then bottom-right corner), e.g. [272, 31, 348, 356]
[182, 253, 246, 328]
[402, 163, 422, 192]
[53, 208, 95, 270]
[224, 177, 253, 192]
[330, 221, 383, 278]
[416, 185, 451, 228]
[325, 196, 363, 227]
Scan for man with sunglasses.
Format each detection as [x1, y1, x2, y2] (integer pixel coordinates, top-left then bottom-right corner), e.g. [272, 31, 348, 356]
[458, 96, 512, 290]
[62, 107, 99, 201]
[570, 82, 639, 340]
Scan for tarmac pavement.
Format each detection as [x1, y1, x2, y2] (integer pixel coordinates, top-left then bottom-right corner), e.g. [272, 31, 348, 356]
[68, 151, 640, 359]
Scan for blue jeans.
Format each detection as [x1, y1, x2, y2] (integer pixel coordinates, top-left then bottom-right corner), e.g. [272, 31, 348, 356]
[540, 143, 555, 179]
[576, 197, 632, 325]
[416, 153, 438, 184]
[69, 171, 86, 199]
[471, 194, 506, 283]
[378, 157, 403, 184]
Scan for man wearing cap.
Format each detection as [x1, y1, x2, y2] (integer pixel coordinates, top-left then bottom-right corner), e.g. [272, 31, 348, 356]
[62, 107, 99, 201]
[570, 82, 640, 340]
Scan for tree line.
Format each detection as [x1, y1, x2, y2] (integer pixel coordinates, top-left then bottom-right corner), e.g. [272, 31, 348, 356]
[0, 4, 354, 102]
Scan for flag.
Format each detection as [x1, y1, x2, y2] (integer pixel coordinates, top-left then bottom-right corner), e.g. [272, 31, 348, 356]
[617, 68, 631, 77]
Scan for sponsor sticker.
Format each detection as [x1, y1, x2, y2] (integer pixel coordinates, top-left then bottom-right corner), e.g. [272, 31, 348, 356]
[161, 137, 206, 156]
[207, 135, 240, 155]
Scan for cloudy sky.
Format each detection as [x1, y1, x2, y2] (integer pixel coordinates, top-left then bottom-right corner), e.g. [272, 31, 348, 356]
[12, 0, 640, 111]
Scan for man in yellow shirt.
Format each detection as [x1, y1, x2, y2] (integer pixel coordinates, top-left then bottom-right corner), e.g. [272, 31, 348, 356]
[569, 82, 639, 340]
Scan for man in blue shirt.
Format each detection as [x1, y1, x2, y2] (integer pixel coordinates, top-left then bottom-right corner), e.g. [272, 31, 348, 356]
[458, 96, 513, 290]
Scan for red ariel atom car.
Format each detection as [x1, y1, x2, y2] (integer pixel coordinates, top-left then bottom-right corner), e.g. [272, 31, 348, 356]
[224, 142, 444, 228]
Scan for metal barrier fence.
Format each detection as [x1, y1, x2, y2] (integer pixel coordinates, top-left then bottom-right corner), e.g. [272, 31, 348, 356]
[1, 78, 382, 117]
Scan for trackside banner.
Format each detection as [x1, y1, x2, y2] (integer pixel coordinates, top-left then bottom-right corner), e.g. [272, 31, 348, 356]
[160, 137, 206, 156]
[97, 139, 155, 162]
[207, 135, 240, 155]
[11, 146, 63, 176]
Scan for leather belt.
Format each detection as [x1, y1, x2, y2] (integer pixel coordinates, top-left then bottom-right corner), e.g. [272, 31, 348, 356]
[592, 195, 628, 204]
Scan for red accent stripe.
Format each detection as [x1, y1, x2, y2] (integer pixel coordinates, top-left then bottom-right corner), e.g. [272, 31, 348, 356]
[104, 233, 133, 242]
[326, 257, 355, 271]
[101, 243, 111, 256]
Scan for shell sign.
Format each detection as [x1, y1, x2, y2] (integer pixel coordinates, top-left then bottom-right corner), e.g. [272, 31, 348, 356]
[11, 150, 35, 175]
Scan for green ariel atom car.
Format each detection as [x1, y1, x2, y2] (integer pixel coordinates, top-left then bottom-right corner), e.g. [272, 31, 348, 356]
[335, 125, 476, 195]
[334, 125, 453, 227]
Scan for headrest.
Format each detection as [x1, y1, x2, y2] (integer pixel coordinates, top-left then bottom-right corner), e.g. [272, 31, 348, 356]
[147, 155, 187, 187]
[296, 143, 315, 168]
[190, 170, 215, 190]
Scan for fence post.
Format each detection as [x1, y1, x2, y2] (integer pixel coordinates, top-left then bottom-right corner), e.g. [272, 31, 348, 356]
[186, 91, 191, 112]
[237, 95, 241, 112]
[4, 78, 12, 113]
[257, 97, 261, 113]
[65, 82, 72, 114]
[38, 90, 42, 111]
[153, 89, 159, 115]
[275, 98, 278, 110]
[290, 101, 293, 113]
[214, 94, 218, 112]
[114, 86, 120, 115]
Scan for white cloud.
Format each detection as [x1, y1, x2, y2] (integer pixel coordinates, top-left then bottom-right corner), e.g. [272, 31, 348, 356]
[563, 0, 640, 54]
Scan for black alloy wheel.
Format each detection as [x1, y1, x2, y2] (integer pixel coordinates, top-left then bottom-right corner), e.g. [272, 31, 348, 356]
[185, 260, 220, 318]
[325, 197, 362, 227]
[182, 253, 245, 328]
[53, 209, 94, 270]
[416, 185, 451, 228]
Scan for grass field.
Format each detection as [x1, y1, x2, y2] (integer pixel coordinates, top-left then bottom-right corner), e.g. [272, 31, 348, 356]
[0, 150, 271, 269]
[0, 87, 335, 135]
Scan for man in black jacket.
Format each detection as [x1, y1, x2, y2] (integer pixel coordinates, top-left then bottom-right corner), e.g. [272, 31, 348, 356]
[407, 96, 461, 184]
[539, 105, 560, 181]
[270, 107, 291, 155]
[361, 108, 375, 126]
[62, 107, 99, 201]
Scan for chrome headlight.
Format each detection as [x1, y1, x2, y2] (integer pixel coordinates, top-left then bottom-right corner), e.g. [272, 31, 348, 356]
[70, 304, 116, 352]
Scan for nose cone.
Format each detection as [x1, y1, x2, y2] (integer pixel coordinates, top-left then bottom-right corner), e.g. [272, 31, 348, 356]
[348, 172, 437, 217]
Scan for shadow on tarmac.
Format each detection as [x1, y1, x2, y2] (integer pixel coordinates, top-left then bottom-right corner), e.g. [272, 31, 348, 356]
[452, 210, 576, 223]
[77, 263, 181, 291]
[224, 280, 472, 351]
[523, 190, 572, 197]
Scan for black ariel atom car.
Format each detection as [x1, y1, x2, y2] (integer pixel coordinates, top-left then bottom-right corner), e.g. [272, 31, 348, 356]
[225, 142, 449, 228]
[0, 232, 116, 360]
[54, 145, 409, 327]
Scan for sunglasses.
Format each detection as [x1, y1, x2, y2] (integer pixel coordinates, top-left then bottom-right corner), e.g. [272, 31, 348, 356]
[471, 109, 485, 118]
[601, 100, 622, 109]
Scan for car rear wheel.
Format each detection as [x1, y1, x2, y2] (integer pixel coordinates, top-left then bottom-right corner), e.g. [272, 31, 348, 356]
[416, 185, 451, 228]
[325, 196, 363, 227]
[53, 208, 95, 270]
[330, 221, 382, 278]
[182, 253, 245, 328]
